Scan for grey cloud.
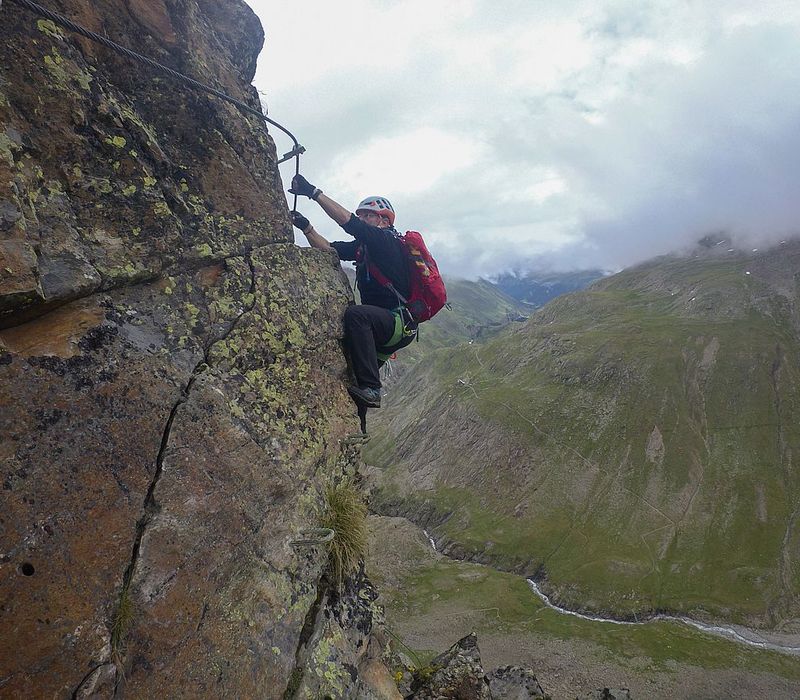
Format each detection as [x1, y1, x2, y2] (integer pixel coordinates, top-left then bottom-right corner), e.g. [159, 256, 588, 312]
[258, 3, 800, 279]
[565, 24, 800, 269]
[437, 22, 800, 277]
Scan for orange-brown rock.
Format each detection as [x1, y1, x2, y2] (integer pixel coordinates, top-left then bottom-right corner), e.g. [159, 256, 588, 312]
[0, 2, 395, 698]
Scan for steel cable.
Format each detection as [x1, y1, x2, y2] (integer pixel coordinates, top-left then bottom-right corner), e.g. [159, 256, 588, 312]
[4, 0, 303, 210]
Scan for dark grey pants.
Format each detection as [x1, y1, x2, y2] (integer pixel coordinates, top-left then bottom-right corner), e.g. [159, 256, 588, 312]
[343, 304, 397, 390]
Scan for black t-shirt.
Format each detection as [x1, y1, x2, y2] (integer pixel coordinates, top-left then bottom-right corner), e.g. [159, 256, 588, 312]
[331, 214, 410, 309]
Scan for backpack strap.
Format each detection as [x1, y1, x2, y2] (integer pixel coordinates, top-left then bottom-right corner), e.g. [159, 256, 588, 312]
[368, 262, 408, 305]
[358, 238, 409, 307]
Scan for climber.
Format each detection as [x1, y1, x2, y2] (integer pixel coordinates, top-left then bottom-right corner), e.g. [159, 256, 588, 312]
[289, 174, 417, 409]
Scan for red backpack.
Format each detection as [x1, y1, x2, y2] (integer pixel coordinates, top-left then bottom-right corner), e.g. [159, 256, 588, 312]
[365, 231, 447, 322]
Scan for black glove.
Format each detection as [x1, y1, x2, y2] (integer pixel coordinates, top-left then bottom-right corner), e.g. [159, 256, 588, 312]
[289, 174, 320, 199]
[291, 211, 310, 232]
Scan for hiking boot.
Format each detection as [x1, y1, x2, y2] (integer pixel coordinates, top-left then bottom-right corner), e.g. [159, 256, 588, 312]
[348, 385, 381, 408]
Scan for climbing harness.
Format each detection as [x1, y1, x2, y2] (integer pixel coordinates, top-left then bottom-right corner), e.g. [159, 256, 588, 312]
[377, 307, 417, 362]
[3, 0, 305, 209]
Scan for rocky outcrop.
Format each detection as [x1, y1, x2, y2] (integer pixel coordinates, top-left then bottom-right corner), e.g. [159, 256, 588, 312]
[0, 0, 287, 329]
[406, 633, 551, 700]
[410, 633, 492, 700]
[404, 632, 628, 699]
[0, 1, 394, 697]
[290, 566, 402, 700]
[487, 666, 548, 699]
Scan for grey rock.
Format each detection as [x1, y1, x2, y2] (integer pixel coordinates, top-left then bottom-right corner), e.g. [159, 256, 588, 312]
[576, 689, 632, 700]
[487, 665, 548, 699]
[0, 240, 43, 314]
[74, 664, 118, 699]
[291, 566, 402, 700]
[38, 252, 102, 301]
[410, 632, 492, 700]
[0, 198, 21, 230]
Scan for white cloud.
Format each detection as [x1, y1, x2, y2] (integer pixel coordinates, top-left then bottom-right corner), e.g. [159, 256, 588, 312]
[249, 0, 800, 278]
[325, 127, 484, 199]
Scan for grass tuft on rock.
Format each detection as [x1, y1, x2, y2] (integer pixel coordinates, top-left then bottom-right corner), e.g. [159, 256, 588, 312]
[111, 583, 134, 654]
[320, 479, 368, 586]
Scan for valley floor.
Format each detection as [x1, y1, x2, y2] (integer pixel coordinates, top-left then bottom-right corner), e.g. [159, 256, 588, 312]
[366, 515, 800, 700]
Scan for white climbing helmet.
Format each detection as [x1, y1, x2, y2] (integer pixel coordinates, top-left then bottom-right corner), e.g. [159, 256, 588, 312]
[356, 196, 395, 226]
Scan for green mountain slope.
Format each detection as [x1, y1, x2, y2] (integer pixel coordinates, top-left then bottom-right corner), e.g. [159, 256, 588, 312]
[399, 277, 530, 365]
[366, 241, 800, 629]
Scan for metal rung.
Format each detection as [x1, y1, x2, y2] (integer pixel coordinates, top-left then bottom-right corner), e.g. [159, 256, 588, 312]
[340, 433, 371, 445]
[277, 145, 306, 164]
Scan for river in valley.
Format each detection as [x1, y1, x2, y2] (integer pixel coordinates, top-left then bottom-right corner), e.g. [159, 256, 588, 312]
[423, 529, 800, 656]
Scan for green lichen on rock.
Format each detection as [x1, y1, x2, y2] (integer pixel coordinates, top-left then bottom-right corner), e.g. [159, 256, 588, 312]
[103, 261, 147, 283]
[36, 19, 63, 39]
[42, 47, 92, 91]
[43, 50, 64, 72]
[310, 633, 349, 697]
[187, 194, 206, 215]
[115, 100, 160, 148]
[0, 131, 18, 166]
[193, 243, 213, 258]
[74, 68, 93, 92]
[153, 201, 171, 217]
[184, 302, 200, 328]
[45, 180, 64, 197]
[207, 251, 319, 444]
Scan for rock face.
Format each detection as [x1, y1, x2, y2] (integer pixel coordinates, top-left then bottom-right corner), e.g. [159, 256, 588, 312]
[0, 0, 287, 328]
[0, 2, 392, 698]
[291, 566, 403, 700]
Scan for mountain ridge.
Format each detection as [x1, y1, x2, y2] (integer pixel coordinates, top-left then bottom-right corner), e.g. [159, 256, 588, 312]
[490, 268, 605, 307]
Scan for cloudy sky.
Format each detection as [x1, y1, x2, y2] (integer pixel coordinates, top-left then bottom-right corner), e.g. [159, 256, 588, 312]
[246, 0, 800, 279]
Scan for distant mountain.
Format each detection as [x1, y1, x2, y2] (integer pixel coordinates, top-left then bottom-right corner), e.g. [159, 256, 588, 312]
[491, 269, 605, 306]
[366, 240, 800, 629]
